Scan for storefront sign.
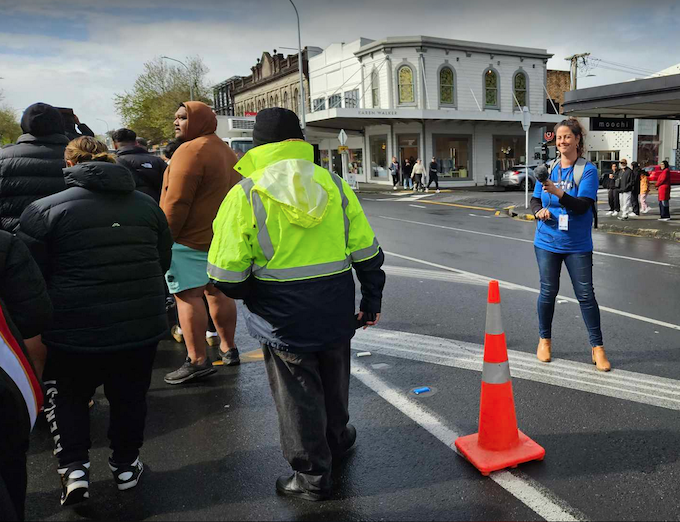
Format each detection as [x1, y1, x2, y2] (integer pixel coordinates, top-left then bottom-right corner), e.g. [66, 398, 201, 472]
[589, 117, 634, 131]
[357, 110, 399, 116]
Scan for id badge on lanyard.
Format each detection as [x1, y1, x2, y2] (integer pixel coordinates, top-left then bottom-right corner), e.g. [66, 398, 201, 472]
[557, 166, 572, 231]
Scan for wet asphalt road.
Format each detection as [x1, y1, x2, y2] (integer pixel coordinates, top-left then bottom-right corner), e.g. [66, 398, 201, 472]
[25, 192, 680, 521]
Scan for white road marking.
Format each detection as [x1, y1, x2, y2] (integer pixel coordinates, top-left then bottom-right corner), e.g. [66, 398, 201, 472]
[469, 213, 492, 218]
[352, 328, 680, 410]
[409, 204, 427, 209]
[384, 251, 680, 331]
[383, 265, 489, 286]
[352, 364, 584, 522]
[379, 216, 676, 267]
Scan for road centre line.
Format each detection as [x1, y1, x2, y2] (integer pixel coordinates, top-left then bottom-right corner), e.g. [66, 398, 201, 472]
[384, 251, 680, 332]
[419, 200, 497, 212]
[379, 215, 676, 267]
[352, 328, 680, 410]
[351, 365, 584, 522]
[409, 204, 427, 209]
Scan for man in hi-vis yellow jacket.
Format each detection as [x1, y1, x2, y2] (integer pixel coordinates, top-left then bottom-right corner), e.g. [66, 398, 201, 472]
[208, 108, 385, 501]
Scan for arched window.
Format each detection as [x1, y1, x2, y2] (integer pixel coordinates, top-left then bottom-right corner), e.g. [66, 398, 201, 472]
[257, 99, 262, 111]
[294, 88, 299, 114]
[275, 94, 279, 107]
[513, 71, 527, 110]
[439, 66, 455, 105]
[371, 69, 380, 107]
[397, 65, 415, 104]
[283, 91, 289, 109]
[484, 69, 499, 109]
[270, 96, 274, 107]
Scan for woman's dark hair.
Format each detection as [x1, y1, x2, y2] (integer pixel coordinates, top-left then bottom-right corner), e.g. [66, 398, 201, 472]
[111, 128, 136, 143]
[554, 117, 586, 157]
[661, 160, 669, 169]
[163, 140, 181, 160]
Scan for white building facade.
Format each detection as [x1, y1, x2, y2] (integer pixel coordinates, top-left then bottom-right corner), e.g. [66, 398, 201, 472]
[306, 36, 563, 185]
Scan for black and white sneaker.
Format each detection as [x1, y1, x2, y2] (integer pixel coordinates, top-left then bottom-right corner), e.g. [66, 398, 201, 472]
[109, 457, 144, 491]
[164, 357, 216, 385]
[58, 461, 90, 506]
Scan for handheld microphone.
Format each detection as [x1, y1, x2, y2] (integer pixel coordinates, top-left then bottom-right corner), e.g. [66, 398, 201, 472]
[534, 164, 549, 183]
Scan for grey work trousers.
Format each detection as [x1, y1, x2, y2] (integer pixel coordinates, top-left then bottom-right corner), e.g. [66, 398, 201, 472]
[262, 340, 351, 490]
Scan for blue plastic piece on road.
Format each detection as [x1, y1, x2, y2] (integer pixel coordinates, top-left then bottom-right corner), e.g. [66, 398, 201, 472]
[413, 387, 431, 395]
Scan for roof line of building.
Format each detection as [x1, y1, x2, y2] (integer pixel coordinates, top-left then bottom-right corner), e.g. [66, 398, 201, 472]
[355, 36, 552, 60]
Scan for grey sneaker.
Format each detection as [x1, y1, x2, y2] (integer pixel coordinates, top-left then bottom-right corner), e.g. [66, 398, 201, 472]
[164, 357, 216, 385]
[218, 347, 240, 366]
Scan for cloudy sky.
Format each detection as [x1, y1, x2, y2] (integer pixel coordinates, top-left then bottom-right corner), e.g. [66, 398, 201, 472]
[1, 0, 679, 135]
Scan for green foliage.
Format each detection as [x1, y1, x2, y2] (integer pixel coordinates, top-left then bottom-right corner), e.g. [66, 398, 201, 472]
[114, 56, 212, 145]
[0, 97, 22, 145]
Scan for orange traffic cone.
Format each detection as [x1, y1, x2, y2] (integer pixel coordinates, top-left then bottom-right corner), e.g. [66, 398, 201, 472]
[454, 280, 545, 476]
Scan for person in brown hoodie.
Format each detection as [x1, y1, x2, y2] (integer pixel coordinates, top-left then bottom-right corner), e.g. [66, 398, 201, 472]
[160, 101, 241, 385]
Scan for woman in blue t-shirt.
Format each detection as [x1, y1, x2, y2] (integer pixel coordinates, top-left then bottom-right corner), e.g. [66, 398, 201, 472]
[531, 118, 611, 372]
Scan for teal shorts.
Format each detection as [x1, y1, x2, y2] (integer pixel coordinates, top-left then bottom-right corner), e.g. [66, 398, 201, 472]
[165, 243, 210, 294]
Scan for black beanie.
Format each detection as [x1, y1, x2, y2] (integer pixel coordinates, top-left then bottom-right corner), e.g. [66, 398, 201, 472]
[20, 103, 65, 137]
[252, 108, 304, 147]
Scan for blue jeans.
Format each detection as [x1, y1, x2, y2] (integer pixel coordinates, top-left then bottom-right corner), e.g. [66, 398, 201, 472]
[403, 176, 413, 189]
[534, 246, 603, 347]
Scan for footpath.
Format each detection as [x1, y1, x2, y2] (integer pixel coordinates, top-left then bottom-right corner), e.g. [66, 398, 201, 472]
[356, 182, 680, 242]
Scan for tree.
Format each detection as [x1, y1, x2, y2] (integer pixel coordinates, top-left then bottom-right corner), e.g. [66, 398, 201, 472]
[114, 56, 212, 145]
[0, 91, 22, 145]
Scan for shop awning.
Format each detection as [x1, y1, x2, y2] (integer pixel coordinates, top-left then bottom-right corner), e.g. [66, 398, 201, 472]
[562, 73, 680, 119]
[305, 108, 564, 132]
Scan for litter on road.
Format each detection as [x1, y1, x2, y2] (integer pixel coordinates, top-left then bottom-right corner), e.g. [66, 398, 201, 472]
[357, 351, 372, 357]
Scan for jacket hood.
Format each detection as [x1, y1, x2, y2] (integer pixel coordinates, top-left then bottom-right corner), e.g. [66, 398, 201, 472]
[16, 133, 70, 145]
[183, 101, 217, 141]
[64, 161, 136, 193]
[20, 103, 66, 137]
[238, 141, 331, 229]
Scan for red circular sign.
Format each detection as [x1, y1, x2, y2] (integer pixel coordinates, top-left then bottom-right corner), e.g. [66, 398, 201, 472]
[544, 131, 555, 142]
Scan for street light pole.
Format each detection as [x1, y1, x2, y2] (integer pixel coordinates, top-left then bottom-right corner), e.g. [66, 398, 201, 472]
[288, 0, 306, 133]
[161, 56, 194, 101]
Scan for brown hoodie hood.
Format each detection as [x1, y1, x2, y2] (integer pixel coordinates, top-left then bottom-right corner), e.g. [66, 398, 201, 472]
[183, 101, 218, 141]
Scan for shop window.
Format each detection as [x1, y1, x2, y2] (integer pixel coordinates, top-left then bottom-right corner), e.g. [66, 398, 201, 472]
[439, 66, 455, 106]
[372, 70, 380, 107]
[313, 98, 326, 112]
[370, 135, 388, 179]
[484, 69, 499, 109]
[344, 89, 359, 109]
[433, 135, 470, 179]
[513, 71, 527, 110]
[329, 94, 342, 108]
[398, 65, 415, 104]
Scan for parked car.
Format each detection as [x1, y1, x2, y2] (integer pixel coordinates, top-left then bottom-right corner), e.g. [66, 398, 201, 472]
[644, 164, 680, 185]
[500, 165, 538, 190]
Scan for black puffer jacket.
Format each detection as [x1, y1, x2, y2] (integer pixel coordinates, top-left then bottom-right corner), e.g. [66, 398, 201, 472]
[18, 161, 173, 353]
[115, 146, 167, 203]
[0, 133, 69, 232]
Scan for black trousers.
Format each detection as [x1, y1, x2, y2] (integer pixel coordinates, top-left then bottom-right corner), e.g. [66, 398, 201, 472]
[608, 188, 620, 211]
[48, 345, 157, 466]
[427, 174, 439, 189]
[631, 190, 640, 214]
[0, 382, 29, 521]
[263, 340, 351, 490]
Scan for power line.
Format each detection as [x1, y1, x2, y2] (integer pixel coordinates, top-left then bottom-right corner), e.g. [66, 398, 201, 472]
[592, 58, 656, 75]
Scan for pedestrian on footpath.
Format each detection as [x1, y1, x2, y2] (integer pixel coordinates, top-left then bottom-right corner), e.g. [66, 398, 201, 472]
[656, 160, 671, 221]
[630, 161, 641, 215]
[426, 156, 440, 192]
[604, 163, 620, 216]
[208, 108, 385, 501]
[160, 102, 241, 384]
[113, 128, 168, 203]
[0, 230, 52, 522]
[617, 159, 634, 220]
[412, 158, 426, 192]
[0, 103, 68, 233]
[638, 164, 651, 213]
[389, 156, 400, 190]
[531, 118, 611, 372]
[18, 137, 172, 506]
[402, 158, 413, 189]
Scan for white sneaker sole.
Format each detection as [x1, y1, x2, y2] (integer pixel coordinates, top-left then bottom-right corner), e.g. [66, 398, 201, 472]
[116, 465, 143, 491]
[61, 482, 89, 506]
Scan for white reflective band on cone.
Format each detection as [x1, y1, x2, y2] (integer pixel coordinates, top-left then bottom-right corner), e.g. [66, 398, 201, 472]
[485, 303, 504, 335]
[482, 361, 511, 384]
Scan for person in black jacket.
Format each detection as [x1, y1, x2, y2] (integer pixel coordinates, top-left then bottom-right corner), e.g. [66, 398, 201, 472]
[603, 163, 621, 216]
[56, 108, 95, 141]
[112, 128, 167, 203]
[630, 161, 641, 215]
[18, 137, 172, 507]
[0, 230, 52, 522]
[0, 102, 68, 232]
[617, 158, 634, 220]
[427, 156, 440, 192]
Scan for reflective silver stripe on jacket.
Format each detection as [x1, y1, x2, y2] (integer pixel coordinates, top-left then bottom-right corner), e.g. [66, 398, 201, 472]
[240, 177, 254, 200]
[252, 257, 351, 281]
[207, 263, 252, 282]
[481, 361, 511, 384]
[350, 237, 380, 262]
[252, 192, 275, 261]
[330, 173, 350, 247]
[485, 303, 504, 335]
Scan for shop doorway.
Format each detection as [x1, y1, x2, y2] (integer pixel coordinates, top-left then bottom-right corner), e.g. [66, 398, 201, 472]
[398, 134, 420, 169]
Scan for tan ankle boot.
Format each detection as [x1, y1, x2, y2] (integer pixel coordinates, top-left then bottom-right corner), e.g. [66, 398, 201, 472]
[592, 346, 611, 372]
[536, 338, 552, 362]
